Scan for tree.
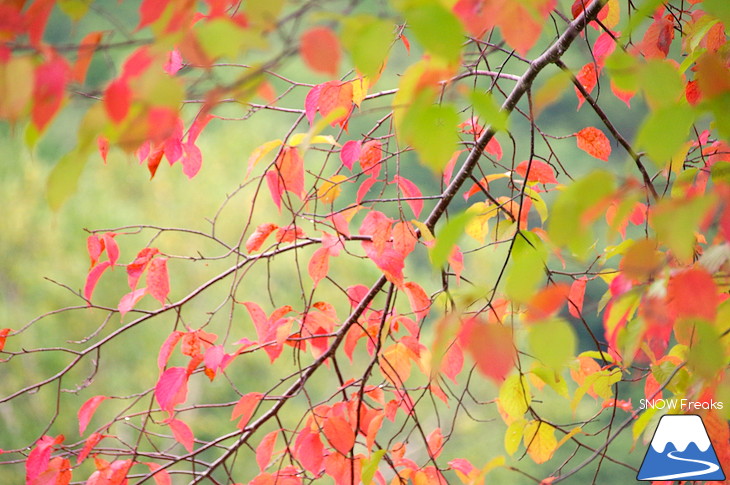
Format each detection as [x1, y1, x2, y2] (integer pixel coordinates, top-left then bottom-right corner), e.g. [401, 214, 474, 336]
[1, 0, 729, 484]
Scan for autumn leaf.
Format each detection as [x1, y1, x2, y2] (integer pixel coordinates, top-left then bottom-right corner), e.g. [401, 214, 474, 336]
[575, 127, 611, 161]
[426, 428, 444, 458]
[392, 175, 423, 217]
[246, 223, 279, 253]
[574, 62, 598, 109]
[568, 277, 587, 318]
[515, 160, 558, 184]
[118, 288, 147, 317]
[403, 282, 430, 321]
[32, 55, 70, 131]
[256, 430, 278, 472]
[78, 396, 109, 436]
[84, 260, 112, 301]
[146, 257, 170, 305]
[523, 420, 557, 464]
[300, 27, 341, 76]
[294, 427, 324, 473]
[231, 392, 264, 429]
[104, 78, 131, 123]
[323, 415, 355, 455]
[155, 367, 189, 414]
[77, 433, 107, 465]
[460, 318, 516, 383]
[308, 247, 331, 286]
[166, 418, 194, 452]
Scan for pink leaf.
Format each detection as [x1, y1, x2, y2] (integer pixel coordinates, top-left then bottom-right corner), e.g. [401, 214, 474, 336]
[144, 462, 172, 485]
[265, 170, 283, 210]
[340, 140, 362, 170]
[87, 235, 103, 267]
[441, 341, 464, 384]
[256, 430, 278, 471]
[118, 288, 147, 317]
[392, 176, 423, 218]
[84, 261, 112, 301]
[362, 243, 404, 287]
[77, 433, 106, 464]
[426, 428, 444, 458]
[304, 84, 322, 124]
[32, 55, 69, 131]
[78, 396, 108, 436]
[181, 142, 202, 179]
[167, 418, 194, 452]
[486, 137, 503, 159]
[188, 114, 213, 145]
[137, 0, 170, 29]
[163, 48, 182, 75]
[158, 331, 184, 371]
[568, 277, 587, 318]
[127, 247, 159, 289]
[102, 233, 119, 266]
[356, 176, 378, 204]
[231, 392, 264, 429]
[146, 257, 169, 305]
[294, 428, 324, 474]
[25, 435, 62, 485]
[155, 367, 189, 414]
[360, 210, 392, 256]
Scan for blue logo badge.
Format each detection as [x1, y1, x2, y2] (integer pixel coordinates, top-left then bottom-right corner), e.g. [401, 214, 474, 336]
[637, 414, 725, 481]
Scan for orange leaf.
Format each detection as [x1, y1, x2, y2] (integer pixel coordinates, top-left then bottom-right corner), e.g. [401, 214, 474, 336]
[72, 31, 103, 83]
[515, 160, 557, 184]
[0, 328, 10, 352]
[575, 127, 611, 161]
[525, 284, 570, 323]
[323, 416, 355, 455]
[308, 247, 331, 287]
[392, 221, 417, 258]
[231, 392, 263, 429]
[460, 318, 515, 383]
[78, 433, 107, 465]
[144, 462, 172, 485]
[426, 428, 444, 458]
[246, 223, 279, 253]
[256, 430, 278, 472]
[667, 268, 720, 322]
[403, 282, 430, 321]
[294, 427, 324, 473]
[360, 140, 382, 177]
[266, 146, 304, 210]
[300, 27, 341, 77]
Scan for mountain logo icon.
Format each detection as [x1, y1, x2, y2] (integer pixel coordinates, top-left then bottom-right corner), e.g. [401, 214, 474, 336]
[637, 414, 726, 481]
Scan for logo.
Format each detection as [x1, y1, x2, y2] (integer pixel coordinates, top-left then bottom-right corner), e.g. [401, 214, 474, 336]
[637, 414, 725, 481]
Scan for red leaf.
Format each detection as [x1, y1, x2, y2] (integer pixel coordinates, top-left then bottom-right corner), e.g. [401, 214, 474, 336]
[97, 136, 110, 164]
[127, 248, 159, 290]
[24, 0, 54, 46]
[32, 55, 69, 131]
[324, 452, 361, 485]
[231, 392, 264, 429]
[515, 160, 558, 184]
[72, 31, 103, 83]
[636, 14, 674, 58]
[163, 48, 183, 75]
[25, 435, 63, 485]
[155, 367, 189, 414]
[102, 233, 119, 266]
[448, 246, 464, 283]
[246, 223, 279, 253]
[304, 84, 322, 124]
[441, 340, 464, 384]
[144, 462, 172, 485]
[426, 428, 443, 458]
[593, 31, 617, 65]
[118, 288, 146, 317]
[0, 328, 11, 352]
[340, 140, 362, 170]
[300, 27, 341, 77]
[308, 247, 331, 287]
[146, 257, 169, 305]
[453, 0, 496, 37]
[104, 78, 131, 123]
[403, 282, 430, 321]
[294, 427, 324, 474]
[265, 170, 283, 210]
[359, 140, 382, 176]
[525, 284, 570, 322]
[667, 268, 719, 321]
[138, 0, 170, 29]
[568, 277, 587, 318]
[610, 79, 635, 107]
[392, 176, 423, 218]
[362, 243, 404, 287]
[256, 430, 278, 471]
[78, 396, 108, 436]
[167, 418, 194, 452]
[77, 433, 106, 464]
[276, 225, 305, 243]
[486, 137, 503, 159]
[323, 416, 355, 455]
[576, 126, 611, 161]
[317, 81, 353, 128]
[84, 261, 112, 301]
[459, 318, 515, 383]
[574, 62, 598, 109]
[356, 175, 378, 204]
[268, 146, 304, 206]
[392, 221, 417, 258]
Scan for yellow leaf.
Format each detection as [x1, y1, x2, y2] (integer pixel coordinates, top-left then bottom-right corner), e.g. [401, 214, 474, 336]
[380, 342, 416, 386]
[465, 202, 498, 243]
[317, 174, 348, 203]
[247, 139, 282, 177]
[411, 219, 435, 242]
[351, 76, 370, 107]
[504, 419, 526, 456]
[556, 426, 582, 449]
[523, 421, 557, 464]
[288, 133, 340, 147]
[604, 0, 620, 29]
[499, 374, 531, 423]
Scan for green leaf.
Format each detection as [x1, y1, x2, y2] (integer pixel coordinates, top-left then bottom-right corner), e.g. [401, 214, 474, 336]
[703, 0, 730, 25]
[46, 150, 87, 211]
[58, 0, 91, 20]
[403, 4, 463, 63]
[341, 15, 394, 79]
[687, 320, 725, 379]
[196, 19, 268, 60]
[401, 91, 460, 171]
[499, 374, 531, 421]
[505, 231, 546, 302]
[361, 449, 386, 485]
[430, 211, 474, 269]
[640, 60, 684, 110]
[632, 406, 657, 442]
[530, 365, 569, 398]
[547, 170, 615, 259]
[470, 91, 509, 132]
[605, 49, 641, 93]
[528, 319, 576, 369]
[651, 195, 716, 263]
[524, 186, 548, 224]
[504, 418, 527, 456]
[636, 104, 695, 165]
